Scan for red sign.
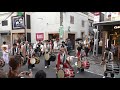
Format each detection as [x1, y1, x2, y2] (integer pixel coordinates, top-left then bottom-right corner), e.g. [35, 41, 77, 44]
[36, 33, 44, 41]
[94, 12, 100, 16]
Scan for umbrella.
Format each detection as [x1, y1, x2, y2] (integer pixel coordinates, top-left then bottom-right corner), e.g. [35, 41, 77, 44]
[75, 38, 82, 41]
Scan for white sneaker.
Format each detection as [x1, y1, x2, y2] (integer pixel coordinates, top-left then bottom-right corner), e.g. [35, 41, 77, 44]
[77, 71, 79, 74]
[45, 66, 47, 68]
[103, 76, 105, 78]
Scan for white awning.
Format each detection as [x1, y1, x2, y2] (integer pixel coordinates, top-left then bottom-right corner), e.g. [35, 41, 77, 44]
[0, 30, 10, 33]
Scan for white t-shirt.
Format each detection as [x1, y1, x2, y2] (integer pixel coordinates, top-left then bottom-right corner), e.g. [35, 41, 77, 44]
[40, 45, 44, 52]
[84, 40, 89, 47]
[44, 43, 50, 52]
[53, 41, 58, 49]
[1, 45, 8, 54]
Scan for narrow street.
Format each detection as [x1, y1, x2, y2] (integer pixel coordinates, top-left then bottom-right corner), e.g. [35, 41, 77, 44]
[1, 51, 103, 78]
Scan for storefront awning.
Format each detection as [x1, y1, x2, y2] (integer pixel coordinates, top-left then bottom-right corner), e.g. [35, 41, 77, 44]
[93, 20, 120, 26]
[0, 30, 10, 33]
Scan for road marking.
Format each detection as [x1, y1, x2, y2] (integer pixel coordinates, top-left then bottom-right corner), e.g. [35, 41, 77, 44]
[84, 70, 104, 77]
[72, 64, 104, 77]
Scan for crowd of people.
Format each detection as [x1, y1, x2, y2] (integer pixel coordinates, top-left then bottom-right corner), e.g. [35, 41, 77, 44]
[0, 36, 112, 78]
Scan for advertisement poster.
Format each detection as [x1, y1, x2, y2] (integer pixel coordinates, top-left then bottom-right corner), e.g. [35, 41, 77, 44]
[12, 16, 25, 30]
[36, 33, 44, 41]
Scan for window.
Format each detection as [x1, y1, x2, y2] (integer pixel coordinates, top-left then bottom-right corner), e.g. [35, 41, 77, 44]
[2, 20, 8, 26]
[82, 20, 85, 27]
[26, 15, 31, 29]
[70, 16, 74, 24]
[89, 22, 93, 27]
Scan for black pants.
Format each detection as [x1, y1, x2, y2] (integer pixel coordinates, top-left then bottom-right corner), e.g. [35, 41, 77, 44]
[45, 60, 50, 67]
[67, 47, 71, 55]
[85, 47, 89, 57]
[28, 64, 35, 69]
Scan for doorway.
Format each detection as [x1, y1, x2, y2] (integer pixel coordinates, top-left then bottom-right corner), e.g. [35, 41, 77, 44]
[81, 32, 85, 41]
[68, 34, 75, 49]
[48, 33, 59, 40]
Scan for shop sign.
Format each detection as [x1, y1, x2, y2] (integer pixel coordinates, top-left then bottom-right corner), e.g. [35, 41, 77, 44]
[59, 26, 64, 38]
[36, 33, 44, 41]
[12, 16, 25, 30]
[114, 26, 120, 29]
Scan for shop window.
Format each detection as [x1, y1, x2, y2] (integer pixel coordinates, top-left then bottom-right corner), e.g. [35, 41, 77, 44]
[2, 20, 8, 26]
[70, 16, 74, 24]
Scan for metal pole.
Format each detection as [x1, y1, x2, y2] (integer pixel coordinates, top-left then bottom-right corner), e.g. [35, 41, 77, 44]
[96, 26, 99, 56]
[60, 12, 63, 42]
[93, 29, 96, 56]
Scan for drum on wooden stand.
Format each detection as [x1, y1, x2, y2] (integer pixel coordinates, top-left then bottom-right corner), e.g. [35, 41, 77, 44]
[44, 52, 50, 61]
[82, 60, 90, 69]
[57, 69, 65, 78]
[35, 57, 40, 64]
[30, 58, 36, 64]
[64, 68, 75, 78]
[77, 61, 82, 68]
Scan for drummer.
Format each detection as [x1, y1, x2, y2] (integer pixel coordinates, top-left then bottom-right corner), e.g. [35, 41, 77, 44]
[56, 45, 72, 70]
[43, 40, 52, 69]
[101, 48, 114, 65]
[28, 44, 35, 69]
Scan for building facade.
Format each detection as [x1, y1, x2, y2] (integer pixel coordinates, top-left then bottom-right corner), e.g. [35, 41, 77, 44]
[0, 12, 31, 46]
[31, 12, 94, 46]
[0, 12, 94, 47]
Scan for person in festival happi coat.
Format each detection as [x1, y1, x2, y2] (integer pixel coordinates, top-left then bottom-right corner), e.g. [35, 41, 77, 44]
[56, 45, 75, 78]
[56, 45, 71, 70]
[43, 40, 52, 68]
[11, 43, 19, 56]
[1, 41, 9, 64]
[101, 48, 114, 65]
[27, 44, 35, 69]
[83, 37, 90, 57]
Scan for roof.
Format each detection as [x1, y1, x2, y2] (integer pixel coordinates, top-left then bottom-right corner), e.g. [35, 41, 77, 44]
[93, 20, 120, 26]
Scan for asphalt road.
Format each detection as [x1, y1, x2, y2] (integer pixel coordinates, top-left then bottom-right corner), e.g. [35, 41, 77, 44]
[1, 53, 103, 78]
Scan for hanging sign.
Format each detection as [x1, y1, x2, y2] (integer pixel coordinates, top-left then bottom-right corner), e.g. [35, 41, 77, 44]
[59, 26, 64, 38]
[114, 26, 120, 29]
[36, 33, 44, 41]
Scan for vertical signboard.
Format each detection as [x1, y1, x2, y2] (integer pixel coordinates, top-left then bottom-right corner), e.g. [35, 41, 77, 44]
[59, 26, 64, 38]
[12, 16, 25, 30]
[36, 33, 44, 41]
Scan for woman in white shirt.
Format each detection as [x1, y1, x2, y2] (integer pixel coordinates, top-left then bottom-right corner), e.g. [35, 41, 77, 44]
[1, 41, 9, 64]
[83, 38, 90, 57]
[53, 40, 58, 52]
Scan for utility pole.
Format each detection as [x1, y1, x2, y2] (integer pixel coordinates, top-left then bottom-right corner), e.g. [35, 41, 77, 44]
[24, 12, 27, 41]
[59, 12, 63, 42]
[60, 12, 63, 26]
